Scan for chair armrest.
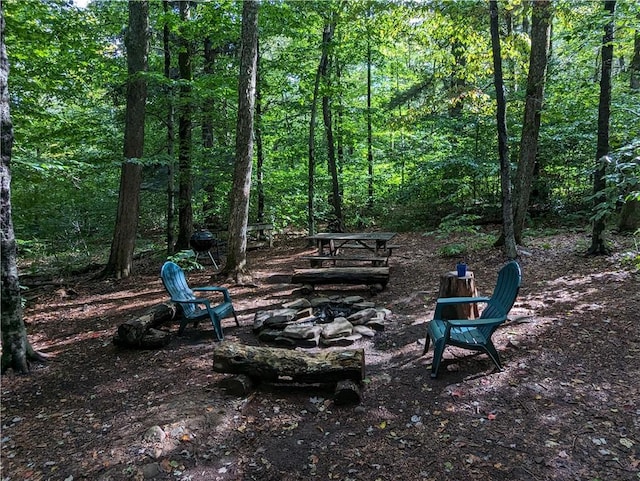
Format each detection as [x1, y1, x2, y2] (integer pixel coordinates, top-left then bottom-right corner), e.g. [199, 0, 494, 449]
[192, 286, 232, 303]
[171, 297, 212, 308]
[436, 296, 491, 306]
[193, 286, 229, 293]
[444, 317, 506, 328]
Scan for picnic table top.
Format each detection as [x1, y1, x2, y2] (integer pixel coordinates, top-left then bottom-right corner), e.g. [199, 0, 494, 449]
[307, 232, 397, 242]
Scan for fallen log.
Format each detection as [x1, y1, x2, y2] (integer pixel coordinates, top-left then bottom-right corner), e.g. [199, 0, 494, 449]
[292, 267, 390, 294]
[212, 342, 365, 385]
[113, 303, 177, 349]
[334, 379, 362, 405]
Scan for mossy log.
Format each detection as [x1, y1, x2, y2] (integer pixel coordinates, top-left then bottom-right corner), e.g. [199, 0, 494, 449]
[212, 342, 365, 384]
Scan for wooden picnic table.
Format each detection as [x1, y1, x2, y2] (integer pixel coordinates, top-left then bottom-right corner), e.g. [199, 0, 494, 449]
[293, 232, 398, 292]
[306, 232, 397, 261]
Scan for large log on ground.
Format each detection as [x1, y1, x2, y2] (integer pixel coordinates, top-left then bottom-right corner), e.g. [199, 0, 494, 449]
[213, 342, 365, 384]
[291, 267, 390, 288]
[438, 271, 479, 320]
[113, 303, 177, 348]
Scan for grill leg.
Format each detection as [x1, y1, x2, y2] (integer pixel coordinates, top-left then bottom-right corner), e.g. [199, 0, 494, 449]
[207, 251, 219, 269]
[194, 250, 218, 269]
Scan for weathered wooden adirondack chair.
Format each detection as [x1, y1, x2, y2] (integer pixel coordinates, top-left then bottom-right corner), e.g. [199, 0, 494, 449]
[423, 261, 522, 378]
[160, 261, 239, 340]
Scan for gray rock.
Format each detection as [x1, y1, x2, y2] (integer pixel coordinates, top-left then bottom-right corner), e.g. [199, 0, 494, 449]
[321, 317, 353, 339]
[353, 301, 376, 309]
[282, 298, 312, 309]
[343, 296, 365, 304]
[320, 333, 362, 347]
[282, 324, 323, 340]
[142, 462, 162, 479]
[353, 325, 376, 337]
[347, 308, 378, 325]
[310, 297, 332, 307]
[143, 425, 166, 442]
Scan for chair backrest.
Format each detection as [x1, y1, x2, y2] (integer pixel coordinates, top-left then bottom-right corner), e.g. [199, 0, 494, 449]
[160, 261, 197, 317]
[479, 261, 522, 320]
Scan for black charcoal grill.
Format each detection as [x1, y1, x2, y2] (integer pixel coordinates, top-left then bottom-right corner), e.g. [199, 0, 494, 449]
[190, 230, 219, 268]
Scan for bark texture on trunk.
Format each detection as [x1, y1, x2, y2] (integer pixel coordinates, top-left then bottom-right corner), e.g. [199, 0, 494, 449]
[490, 0, 517, 259]
[104, 0, 149, 279]
[225, 0, 258, 284]
[1, 8, 46, 373]
[589, 0, 616, 255]
[175, 0, 194, 251]
[513, 0, 551, 244]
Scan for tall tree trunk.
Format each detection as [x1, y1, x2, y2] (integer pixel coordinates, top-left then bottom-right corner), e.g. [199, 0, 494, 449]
[201, 36, 218, 228]
[490, 0, 517, 259]
[512, 0, 551, 244]
[336, 58, 344, 181]
[366, 35, 374, 212]
[630, 17, 639, 90]
[448, 38, 466, 117]
[225, 0, 258, 285]
[175, 1, 193, 250]
[104, 0, 149, 279]
[1, 6, 46, 373]
[202, 37, 215, 149]
[618, 199, 640, 232]
[164, 0, 176, 256]
[308, 22, 332, 237]
[588, 0, 616, 255]
[321, 21, 342, 232]
[255, 47, 265, 224]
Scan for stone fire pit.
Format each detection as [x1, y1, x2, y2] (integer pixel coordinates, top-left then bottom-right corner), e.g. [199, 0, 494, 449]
[253, 295, 391, 348]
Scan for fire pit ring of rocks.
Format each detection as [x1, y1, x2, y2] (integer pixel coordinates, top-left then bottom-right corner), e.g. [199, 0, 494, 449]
[253, 295, 391, 348]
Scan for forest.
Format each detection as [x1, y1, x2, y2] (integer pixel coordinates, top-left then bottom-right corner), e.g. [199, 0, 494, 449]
[1, 1, 640, 480]
[1, 0, 638, 270]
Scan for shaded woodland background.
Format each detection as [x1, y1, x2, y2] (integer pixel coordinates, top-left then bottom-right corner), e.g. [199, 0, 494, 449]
[3, 0, 639, 273]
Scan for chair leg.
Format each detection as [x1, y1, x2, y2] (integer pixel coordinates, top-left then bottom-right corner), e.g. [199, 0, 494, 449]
[430, 339, 448, 378]
[232, 309, 240, 327]
[178, 319, 189, 336]
[209, 313, 224, 341]
[423, 334, 431, 356]
[483, 342, 503, 371]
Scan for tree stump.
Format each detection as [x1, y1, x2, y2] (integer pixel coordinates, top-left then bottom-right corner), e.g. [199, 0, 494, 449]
[438, 271, 479, 320]
[213, 342, 365, 384]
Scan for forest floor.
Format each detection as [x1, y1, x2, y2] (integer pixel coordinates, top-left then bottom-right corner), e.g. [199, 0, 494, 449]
[2, 229, 640, 481]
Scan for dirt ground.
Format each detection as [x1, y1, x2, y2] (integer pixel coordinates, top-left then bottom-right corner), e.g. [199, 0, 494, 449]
[1, 230, 639, 481]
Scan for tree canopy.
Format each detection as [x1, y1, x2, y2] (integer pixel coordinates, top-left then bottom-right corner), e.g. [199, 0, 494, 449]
[3, 0, 639, 266]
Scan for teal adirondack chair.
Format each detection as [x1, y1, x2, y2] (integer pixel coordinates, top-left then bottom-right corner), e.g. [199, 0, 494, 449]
[160, 261, 239, 340]
[423, 261, 522, 378]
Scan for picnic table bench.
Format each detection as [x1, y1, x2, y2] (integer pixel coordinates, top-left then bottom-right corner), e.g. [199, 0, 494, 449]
[213, 223, 274, 251]
[246, 223, 274, 249]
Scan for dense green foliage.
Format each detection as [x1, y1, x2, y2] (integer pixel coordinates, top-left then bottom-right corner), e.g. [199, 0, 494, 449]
[4, 0, 639, 264]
